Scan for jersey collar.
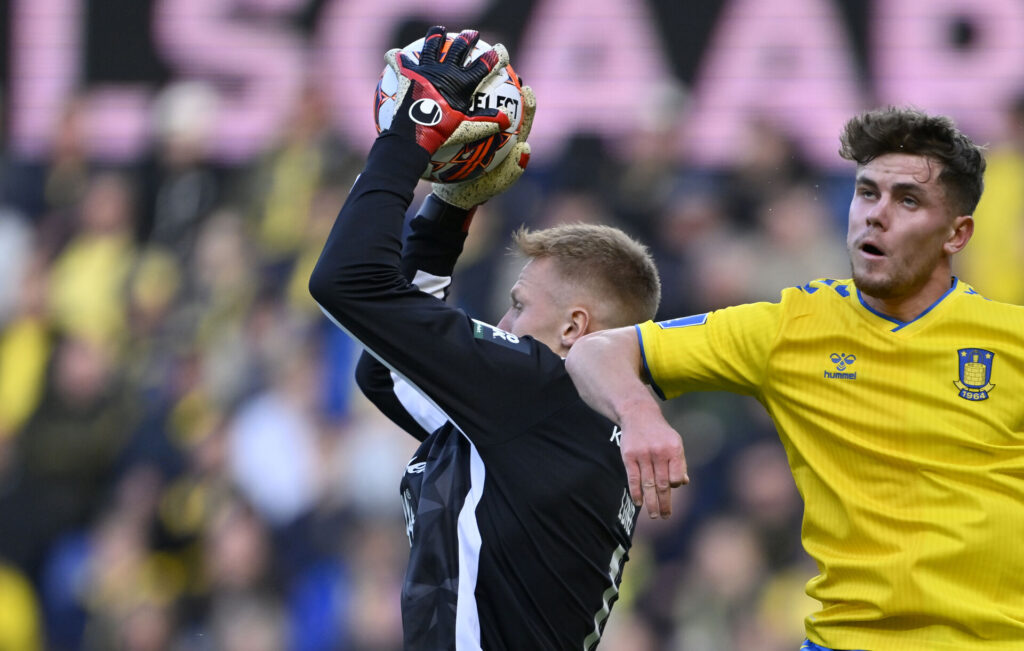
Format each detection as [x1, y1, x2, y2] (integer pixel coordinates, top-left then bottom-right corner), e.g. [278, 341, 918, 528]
[855, 277, 960, 333]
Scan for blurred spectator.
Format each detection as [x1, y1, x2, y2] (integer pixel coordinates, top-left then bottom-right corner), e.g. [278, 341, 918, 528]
[3, 96, 92, 248]
[138, 81, 224, 263]
[0, 255, 52, 444]
[168, 494, 290, 650]
[596, 608, 660, 651]
[721, 116, 815, 232]
[0, 334, 139, 577]
[210, 592, 289, 651]
[611, 80, 690, 244]
[202, 496, 277, 596]
[226, 341, 324, 530]
[322, 398, 419, 518]
[670, 515, 767, 650]
[0, 208, 33, 325]
[650, 183, 738, 316]
[958, 92, 1024, 305]
[285, 184, 353, 319]
[245, 83, 357, 293]
[122, 246, 185, 394]
[73, 505, 178, 651]
[727, 440, 805, 570]
[745, 558, 821, 651]
[743, 183, 849, 301]
[284, 184, 364, 423]
[47, 170, 139, 347]
[0, 560, 43, 650]
[546, 131, 621, 201]
[181, 209, 261, 409]
[339, 517, 405, 651]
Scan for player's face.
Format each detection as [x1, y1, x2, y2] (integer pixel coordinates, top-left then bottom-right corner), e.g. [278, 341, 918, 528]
[846, 153, 965, 304]
[497, 257, 572, 356]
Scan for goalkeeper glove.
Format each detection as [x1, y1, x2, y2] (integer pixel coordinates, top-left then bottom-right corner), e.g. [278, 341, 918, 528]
[430, 84, 536, 210]
[384, 26, 511, 155]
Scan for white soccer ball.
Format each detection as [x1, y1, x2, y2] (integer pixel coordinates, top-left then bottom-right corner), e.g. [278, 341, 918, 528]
[374, 34, 525, 184]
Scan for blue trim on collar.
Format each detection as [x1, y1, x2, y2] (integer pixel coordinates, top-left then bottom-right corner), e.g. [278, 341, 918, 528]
[856, 277, 959, 332]
[801, 639, 864, 651]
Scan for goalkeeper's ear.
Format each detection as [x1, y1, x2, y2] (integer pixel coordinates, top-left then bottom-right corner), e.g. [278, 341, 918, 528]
[560, 305, 595, 351]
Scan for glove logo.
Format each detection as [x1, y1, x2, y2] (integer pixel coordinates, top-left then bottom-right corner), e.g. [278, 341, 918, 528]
[408, 98, 443, 126]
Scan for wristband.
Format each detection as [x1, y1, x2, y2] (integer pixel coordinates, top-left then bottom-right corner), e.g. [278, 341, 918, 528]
[417, 193, 478, 232]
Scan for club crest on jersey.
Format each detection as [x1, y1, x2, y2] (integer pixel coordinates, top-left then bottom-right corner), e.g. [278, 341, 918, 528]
[954, 348, 995, 401]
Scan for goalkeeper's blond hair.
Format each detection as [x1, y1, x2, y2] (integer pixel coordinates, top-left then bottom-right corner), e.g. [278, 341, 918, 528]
[511, 223, 661, 328]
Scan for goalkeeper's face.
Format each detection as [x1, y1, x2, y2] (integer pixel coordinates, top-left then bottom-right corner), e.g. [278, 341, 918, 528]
[497, 257, 581, 357]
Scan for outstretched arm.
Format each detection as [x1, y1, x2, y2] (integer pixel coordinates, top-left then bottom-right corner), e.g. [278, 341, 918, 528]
[351, 194, 477, 442]
[352, 81, 536, 442]
[314, 26, 545, 447]
[566, 326, 688, 519]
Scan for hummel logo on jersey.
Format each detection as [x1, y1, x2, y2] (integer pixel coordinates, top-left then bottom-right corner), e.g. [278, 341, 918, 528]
[824, 353, 857, 380]
[406, 461, 426, 474]
[409, 98, 442, 126]
[831, 353, 855, 371]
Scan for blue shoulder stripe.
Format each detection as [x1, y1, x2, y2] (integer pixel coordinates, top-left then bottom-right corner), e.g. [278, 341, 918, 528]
[656, 313, 709, 329]
[801, 278, 851, 297]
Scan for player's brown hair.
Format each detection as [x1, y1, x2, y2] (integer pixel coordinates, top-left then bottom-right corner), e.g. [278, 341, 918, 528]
[839, 106, 986, 216]
[511, 223, 661, 328]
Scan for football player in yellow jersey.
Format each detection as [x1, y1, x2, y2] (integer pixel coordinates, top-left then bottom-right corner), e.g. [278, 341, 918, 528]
[566, 106, 1024, 651]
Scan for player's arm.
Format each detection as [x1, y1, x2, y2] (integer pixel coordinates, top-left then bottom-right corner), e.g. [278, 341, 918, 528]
[352, 194, 477, 442]
[566, 326, 688, 519]
[352, 75, 535, 442]
[570, 297, 790, 518]
[354, 354, 434, 441]
[312, 27, 546, 445]
[311, 135, 539, 446]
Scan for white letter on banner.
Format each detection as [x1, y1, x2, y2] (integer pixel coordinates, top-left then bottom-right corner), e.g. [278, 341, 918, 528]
[872, 0, 1024, 141]
[681, 0, 862, 169]
[154, 0, 306, 162]
[511, 0, 675, 164]
[8, 0, 80, 158]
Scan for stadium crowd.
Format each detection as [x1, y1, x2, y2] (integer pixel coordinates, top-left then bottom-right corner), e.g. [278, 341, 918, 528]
[0, 78, 1021, 651]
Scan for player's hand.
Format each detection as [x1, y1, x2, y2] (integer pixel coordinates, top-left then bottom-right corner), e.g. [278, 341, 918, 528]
[384, 26, 511, 155]
[619, 405, 689, 519]
[430, 85, 536, 209]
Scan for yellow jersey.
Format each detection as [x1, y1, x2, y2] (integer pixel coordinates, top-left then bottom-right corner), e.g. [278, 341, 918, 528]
[637, 277, 1024, 651]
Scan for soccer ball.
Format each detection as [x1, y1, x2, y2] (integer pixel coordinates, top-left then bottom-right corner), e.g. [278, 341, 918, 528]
[374, 34, 525, 184]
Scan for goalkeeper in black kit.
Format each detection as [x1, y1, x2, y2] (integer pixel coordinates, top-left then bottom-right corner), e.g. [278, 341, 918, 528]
[309, 26, 666, 650]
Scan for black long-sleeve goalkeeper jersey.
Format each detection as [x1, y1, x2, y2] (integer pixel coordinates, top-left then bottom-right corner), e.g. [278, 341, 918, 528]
[309, 134, 638, 651]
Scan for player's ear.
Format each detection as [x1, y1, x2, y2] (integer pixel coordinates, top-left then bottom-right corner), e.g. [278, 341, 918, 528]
[561, 307, 592, 350]
[944, 214, 974, 255]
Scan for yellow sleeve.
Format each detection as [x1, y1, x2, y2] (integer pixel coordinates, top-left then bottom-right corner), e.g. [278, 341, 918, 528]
[636, 297, 788, 401]
[0, 563, 43, 651]
[0, 318, 51, 436]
